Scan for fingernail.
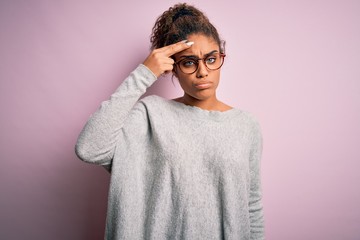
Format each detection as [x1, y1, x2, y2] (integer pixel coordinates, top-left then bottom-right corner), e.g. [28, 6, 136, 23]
[180, 40, 187, 43]
[186, 41, 194, 46]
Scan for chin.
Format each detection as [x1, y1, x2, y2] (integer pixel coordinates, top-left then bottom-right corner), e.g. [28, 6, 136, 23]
[190, 90, 215, 101]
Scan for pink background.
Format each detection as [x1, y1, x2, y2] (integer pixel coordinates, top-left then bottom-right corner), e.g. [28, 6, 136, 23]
[1, 0, 359, 239]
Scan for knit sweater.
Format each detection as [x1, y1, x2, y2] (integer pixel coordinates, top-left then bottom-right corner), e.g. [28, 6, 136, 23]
[75, 64, 264, 240]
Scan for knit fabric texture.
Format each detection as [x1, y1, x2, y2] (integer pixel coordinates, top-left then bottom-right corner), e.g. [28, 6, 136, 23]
[75, 64, 264, 240]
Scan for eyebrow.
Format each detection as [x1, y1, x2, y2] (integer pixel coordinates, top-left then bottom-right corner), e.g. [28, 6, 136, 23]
[178, 50, 219, 60]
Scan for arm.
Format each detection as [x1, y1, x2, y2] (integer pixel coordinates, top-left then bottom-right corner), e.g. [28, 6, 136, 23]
[75, 64, 157, 165]
[75, 40, 193, 166]
[249, 119, 265, 240]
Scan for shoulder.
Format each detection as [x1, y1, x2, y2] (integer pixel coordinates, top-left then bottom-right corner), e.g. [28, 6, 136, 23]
[122, 95, 166, 128]
[232, 109, 262, 136]
[242, 111, 261, 127]
[136, 95, 172, 114]
[124, 95, 165, 120]
[231, 108, 260, 125]
[139, 94, 166, 107]
[241, 111, 262, 145]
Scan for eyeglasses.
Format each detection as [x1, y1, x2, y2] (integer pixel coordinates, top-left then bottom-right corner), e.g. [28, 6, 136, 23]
[174, 53, 226, 74]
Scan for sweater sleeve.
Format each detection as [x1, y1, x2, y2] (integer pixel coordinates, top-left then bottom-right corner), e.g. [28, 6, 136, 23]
[75, 64, 157, 166]
[249, 119, 265, 240]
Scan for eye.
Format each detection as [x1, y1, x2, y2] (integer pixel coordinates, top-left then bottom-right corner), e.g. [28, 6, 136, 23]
[181, 59, 196, 68]
[205, 56, 217, 65]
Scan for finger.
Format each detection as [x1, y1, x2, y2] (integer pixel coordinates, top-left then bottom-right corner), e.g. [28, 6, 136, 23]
[157, 40, 186, 53]
[160, 63, 175, 75]
[165, 63, 175, 72]
[161, 40, 194, 57]
[162, 57, 175, 65]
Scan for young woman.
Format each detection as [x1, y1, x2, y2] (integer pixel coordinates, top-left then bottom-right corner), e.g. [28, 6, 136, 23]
[76, 3, 264, 239]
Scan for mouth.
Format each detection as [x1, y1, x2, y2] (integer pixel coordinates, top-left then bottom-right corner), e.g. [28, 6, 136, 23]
[194, 81, 212, 89]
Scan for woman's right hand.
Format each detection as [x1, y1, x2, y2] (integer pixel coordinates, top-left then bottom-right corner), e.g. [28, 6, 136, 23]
[143, 40, 193, 77]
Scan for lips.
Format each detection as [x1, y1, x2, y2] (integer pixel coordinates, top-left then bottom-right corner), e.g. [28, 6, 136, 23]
[194, 81, 212, 89]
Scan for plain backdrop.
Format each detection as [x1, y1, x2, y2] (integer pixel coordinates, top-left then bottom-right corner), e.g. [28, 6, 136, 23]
[1, 0, 359, 239]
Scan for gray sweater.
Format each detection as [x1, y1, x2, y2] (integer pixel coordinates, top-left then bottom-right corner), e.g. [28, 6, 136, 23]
[75, 64, 264, 240]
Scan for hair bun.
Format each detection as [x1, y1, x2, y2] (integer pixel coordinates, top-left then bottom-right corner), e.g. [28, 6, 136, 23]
[150, 3, 223, 53]
[172, 7, 195, 22]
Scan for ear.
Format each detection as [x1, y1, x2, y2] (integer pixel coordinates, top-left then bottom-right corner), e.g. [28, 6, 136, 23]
[172, 68, 178, 79]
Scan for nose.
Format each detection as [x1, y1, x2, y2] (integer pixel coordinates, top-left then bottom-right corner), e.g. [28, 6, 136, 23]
[196, 60, 208, 78]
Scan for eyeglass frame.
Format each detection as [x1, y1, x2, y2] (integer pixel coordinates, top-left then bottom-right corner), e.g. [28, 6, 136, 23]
[173, 53, 226, 74]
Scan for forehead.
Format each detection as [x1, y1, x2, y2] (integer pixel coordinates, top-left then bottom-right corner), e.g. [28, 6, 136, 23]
[174, 34, 219, 58]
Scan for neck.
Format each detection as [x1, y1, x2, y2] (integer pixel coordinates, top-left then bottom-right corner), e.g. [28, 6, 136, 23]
[180, 93, 219, 111]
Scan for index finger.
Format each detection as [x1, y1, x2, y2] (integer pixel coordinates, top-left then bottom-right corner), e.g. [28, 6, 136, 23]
[160, 40, 194, 57]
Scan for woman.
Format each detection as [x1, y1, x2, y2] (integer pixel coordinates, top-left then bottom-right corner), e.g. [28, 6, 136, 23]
[76, 3, 264, 239]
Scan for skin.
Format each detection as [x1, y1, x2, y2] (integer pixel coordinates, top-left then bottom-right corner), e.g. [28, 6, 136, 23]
[143, 34, 232, 112]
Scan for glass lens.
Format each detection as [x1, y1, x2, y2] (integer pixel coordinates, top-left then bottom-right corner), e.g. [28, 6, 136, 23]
[178, 54, 224, 74]
[179, 58, 197, 74]
[205, 54, 222, 70]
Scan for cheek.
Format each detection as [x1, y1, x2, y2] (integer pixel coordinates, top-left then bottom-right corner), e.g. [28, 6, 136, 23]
[210, 71, 221, 85]
[177, 73, 193, 85]
[178, 78, 193, 90]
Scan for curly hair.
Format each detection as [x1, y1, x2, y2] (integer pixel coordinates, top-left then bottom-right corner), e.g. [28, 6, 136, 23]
[150, 3, 225, 53]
